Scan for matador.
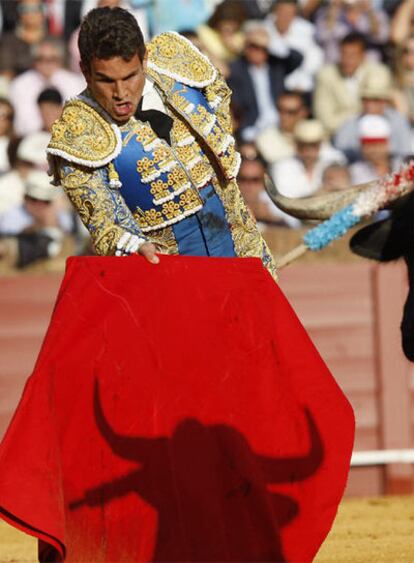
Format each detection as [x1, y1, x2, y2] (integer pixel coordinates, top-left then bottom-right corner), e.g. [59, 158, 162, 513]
[46, 6, 276, 278]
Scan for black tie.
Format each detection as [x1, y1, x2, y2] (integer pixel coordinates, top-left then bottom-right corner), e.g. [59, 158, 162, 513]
[135, 98, 173, 145]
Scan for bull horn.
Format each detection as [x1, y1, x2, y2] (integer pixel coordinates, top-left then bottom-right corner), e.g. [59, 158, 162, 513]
[264, 174, 374, 220]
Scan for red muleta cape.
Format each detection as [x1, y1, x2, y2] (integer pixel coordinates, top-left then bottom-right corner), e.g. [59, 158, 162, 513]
[0, 255, 354, 562]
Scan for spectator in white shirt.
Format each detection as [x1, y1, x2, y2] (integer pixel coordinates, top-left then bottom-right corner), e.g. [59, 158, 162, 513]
[264, 0, 324, 92]
[270, 119, 346, 199]
[10, 37, 85, 135]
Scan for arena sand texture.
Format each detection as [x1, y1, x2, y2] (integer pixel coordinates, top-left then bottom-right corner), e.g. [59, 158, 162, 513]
[0, 496, 413, 562]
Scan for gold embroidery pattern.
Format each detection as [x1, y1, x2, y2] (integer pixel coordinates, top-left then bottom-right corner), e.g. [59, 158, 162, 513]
[170, 119, 213, 188]
[212, 177, 277, 279]
[134, 124, 162, 151]
[136, 145, 176, 183]
[134, 188, 203, 232]
[150, 166, 190, 204]
[170, 90, 195, 116]
[59, 161, 145, 255]
[187, 160, 213, 188]
[49, 100, 119, 165]
[147, 226, 178, 254]
[190, 105, 216, 134]
[147, 32, 216, 87]
[170, 119, 195, 147]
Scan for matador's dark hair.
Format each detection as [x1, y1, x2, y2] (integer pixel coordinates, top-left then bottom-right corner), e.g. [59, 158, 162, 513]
[78, 7, 146, 71]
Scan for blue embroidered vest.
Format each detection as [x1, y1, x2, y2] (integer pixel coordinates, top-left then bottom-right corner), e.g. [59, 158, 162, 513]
[113, 81, 237, 233]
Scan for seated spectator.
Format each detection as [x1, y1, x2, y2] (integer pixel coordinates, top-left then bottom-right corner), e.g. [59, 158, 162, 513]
[0, 132, 50, 214]
[334, 69, 412, 161]
[320, 163, 352, 192]
[228, 23, 302, 141]
[270, 119, 346, 198]
[264, 0, 324, 92]
[197, 0, 246, 73]
[0, 169, 72, 268]
[314, 32, 392, 135]
[0, 0, 47, 79]
[37, 87, 63, 133]
[0, 169, 71, 234]
[0, 98, 14, 174]
[315, 0, 389, 63]
[349, 114, 402, 183]
[238, 155, 297, 227]
[256, 90, 309, 163]
[10, 37, 85, 136]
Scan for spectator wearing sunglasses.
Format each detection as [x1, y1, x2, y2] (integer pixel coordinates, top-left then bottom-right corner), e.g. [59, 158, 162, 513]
[256, 90, 308, 164]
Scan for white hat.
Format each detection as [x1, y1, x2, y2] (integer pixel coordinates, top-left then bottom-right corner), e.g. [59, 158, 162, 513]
[358, 114, 391, 142]
[293, 119, 325, 143]
[25, 170, 57, 201]
[359, 68, 392, 100]
[244, 23, 270, 49]
[17, 131, 50, 167]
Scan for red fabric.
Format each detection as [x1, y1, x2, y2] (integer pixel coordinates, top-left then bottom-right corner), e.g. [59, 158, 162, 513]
[0, 256, 354, 562]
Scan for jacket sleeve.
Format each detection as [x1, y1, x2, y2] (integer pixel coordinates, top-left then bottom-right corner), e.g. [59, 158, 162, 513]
[57, 159, 147, 256]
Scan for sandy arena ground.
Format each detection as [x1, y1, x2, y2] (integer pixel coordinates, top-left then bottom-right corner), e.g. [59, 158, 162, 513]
[0, 496, 413, 562]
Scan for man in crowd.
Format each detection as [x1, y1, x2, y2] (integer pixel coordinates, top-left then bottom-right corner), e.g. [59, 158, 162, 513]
[334, 67, 412, 161]
[47, 6, 277, 276]
[269, 119, 345, 199]
[264, 0, 323, 93]
[238, 155, 292, 227]
[0, 132, 50, 214]
[0, 169, 72, 268]
[349, 113, 402, 183]
[314, 32, 391, 135]
[256, 90, 309, 163]
[228, 21, 302, 141]
[10, 37, 85, 135]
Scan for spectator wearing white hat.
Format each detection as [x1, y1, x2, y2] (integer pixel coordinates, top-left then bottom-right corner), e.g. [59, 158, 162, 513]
[0, 169, 72, 237]
[269, 119, 346, 200]
[0, 170, 74, 268]
[349, 114, 402, 184]
[0, 132, 49, 215]
[334, 68, 412, 161]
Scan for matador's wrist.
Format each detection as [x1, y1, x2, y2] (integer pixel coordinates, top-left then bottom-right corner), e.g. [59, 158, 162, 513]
[115, 232, 147, 256]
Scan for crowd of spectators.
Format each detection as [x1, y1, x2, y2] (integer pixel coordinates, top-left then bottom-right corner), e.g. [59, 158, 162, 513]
[0, 0, 413, 268]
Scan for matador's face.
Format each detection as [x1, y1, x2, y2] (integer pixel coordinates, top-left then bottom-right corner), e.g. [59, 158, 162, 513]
[82, 53, 147, 124]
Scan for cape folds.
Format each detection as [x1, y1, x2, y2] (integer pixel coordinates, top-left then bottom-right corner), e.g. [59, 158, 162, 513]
[0, 256, 354, 562]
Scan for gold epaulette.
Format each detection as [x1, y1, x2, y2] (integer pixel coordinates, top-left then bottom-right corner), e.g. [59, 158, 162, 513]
[147, 32, 217, 89]
[47, 98, 122, 168]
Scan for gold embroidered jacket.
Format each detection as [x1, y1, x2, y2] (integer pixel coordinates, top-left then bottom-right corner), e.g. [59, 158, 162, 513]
[47, 32, 276, 278]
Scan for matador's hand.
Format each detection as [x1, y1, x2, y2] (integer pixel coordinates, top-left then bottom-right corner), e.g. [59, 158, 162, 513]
[139, 242, 160, 264]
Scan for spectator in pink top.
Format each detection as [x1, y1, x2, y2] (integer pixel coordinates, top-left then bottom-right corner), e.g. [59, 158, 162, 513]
[10, 37, 85, 135]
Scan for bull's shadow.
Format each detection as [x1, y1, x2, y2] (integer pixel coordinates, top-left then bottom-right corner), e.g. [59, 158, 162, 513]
[69, 380, 324, 562]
